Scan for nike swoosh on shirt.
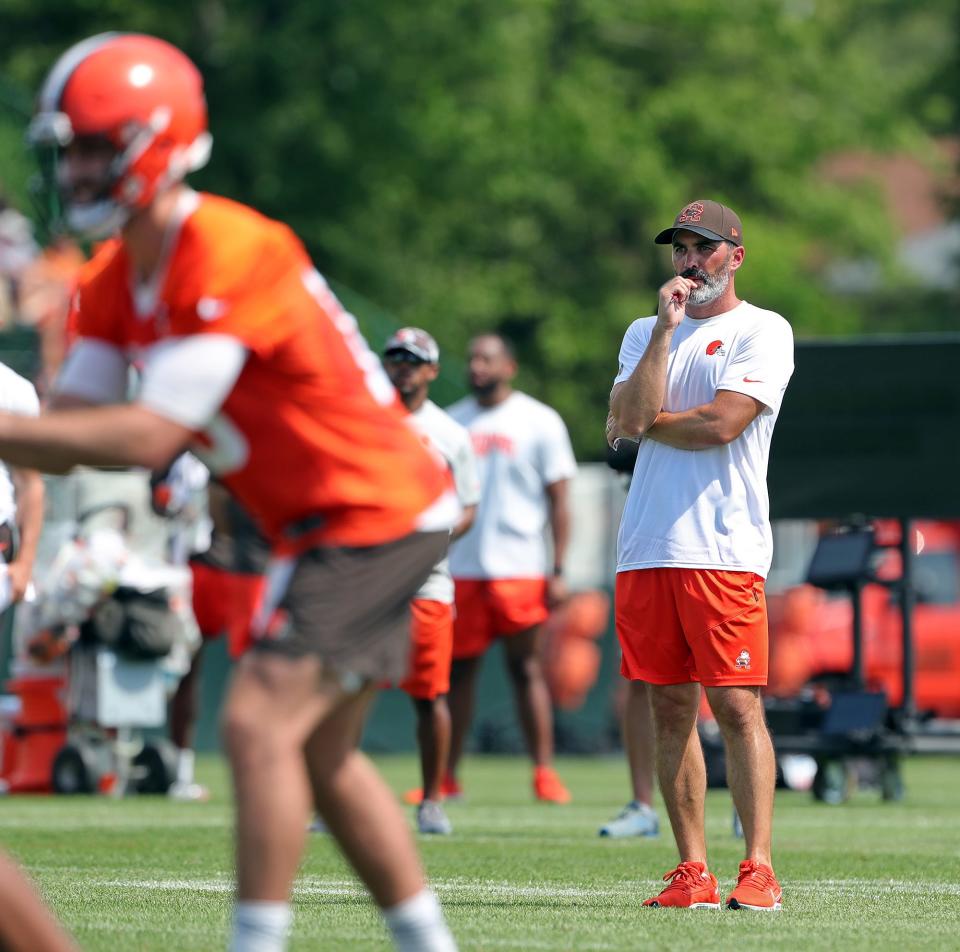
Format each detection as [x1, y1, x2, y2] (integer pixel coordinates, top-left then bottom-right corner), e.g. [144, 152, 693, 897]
[742, 377, 764, 383]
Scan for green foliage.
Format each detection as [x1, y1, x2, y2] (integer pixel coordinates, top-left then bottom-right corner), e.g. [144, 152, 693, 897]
[0, 1, 955, 456]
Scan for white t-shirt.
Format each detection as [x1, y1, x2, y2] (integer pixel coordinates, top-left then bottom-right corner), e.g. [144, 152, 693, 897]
[410, 399, 481, 603]
[614, 300, 794, 577]
[0, 362, 41, 525]
[448, 391, 577, 579]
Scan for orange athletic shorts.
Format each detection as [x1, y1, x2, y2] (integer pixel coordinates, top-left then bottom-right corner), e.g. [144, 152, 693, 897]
[190, 561, 266, 660]
[452, 578, 549, 660]
[615, 568, 768, 686]
[400, 598, 455, 700]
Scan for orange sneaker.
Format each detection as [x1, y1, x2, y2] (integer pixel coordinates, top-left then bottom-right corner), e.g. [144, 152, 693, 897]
[643, 862, 721, 909]
[533, 766, 572, 803]
[402, 774, 463, 805]
[726, 860, 783, 911]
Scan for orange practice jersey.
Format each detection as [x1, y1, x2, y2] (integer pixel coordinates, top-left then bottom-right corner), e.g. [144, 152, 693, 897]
[70, 193, 446, 549]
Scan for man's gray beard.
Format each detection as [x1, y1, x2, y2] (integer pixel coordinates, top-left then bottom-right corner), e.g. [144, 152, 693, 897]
[687, 265, 730, 306]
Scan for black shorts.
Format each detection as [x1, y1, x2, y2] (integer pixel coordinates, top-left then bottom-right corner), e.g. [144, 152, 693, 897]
[253, 530, 448, 684]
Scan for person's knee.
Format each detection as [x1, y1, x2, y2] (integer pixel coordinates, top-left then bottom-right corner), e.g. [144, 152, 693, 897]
[221, 704, 256, 757]
[505, 651, 540, 686]
[709, 690, 765, 737]
[649, 686, 699, 736]
[221, 691, 281, 766]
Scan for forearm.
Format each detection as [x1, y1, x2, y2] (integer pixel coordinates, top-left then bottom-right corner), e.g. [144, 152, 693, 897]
[0, 405, 192, 474]
[611, 326, 674, 437]
[549, 499, 571, 574]
[645, 406, 734, 450]
[12, 471, 43, 572]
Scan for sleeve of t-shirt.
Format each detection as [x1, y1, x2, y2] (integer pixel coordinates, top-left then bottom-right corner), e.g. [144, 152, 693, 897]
[537, 408, 578, 485]
[53, 338, 129, 404]
[137, 335, 248, 429]
[613, 319, 653, 385]
[450, 427, 482, 508]
[717, 315, 795, 415]
[0, 373, 40, 417]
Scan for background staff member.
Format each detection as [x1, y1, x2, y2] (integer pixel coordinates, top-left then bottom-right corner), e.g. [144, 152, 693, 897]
[447, 333, 576, 804]
[382, 327, 480, 836]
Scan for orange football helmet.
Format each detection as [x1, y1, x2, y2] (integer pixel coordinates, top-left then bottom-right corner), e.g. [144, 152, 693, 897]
[28, 33, 212, 237]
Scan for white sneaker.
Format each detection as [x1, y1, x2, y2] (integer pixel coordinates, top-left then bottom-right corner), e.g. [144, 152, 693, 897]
[167, 780, 210, 802]
[598, 801, 659, 838]
[417, 799, 453, 835]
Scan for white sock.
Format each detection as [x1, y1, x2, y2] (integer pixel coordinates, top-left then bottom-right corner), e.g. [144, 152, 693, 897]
[229, 901, 292, 952]
[175, 747, 195, 785]
[382, 890, 457, 952]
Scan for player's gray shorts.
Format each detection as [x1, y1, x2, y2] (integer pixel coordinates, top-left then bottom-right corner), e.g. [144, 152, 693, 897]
[253, 530, 448, 685]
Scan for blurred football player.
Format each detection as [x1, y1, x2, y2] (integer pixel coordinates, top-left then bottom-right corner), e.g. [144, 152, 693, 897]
[4, 33, 458, 952]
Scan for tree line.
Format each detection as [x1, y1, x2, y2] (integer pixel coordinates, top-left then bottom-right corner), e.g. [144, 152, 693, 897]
[1, 0, 956, 456]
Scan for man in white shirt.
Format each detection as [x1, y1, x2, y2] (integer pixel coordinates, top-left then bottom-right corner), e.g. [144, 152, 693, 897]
[0, 362, 43, 616]
[447, 334, 577, 803]
[382, 328, 480, 835]
[608, 200, 793, 912]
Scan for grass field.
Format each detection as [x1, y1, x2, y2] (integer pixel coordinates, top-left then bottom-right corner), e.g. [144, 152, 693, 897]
[2, 753, 960, 951]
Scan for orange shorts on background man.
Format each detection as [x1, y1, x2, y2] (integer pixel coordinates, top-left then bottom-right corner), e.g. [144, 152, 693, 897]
[452, 578, 549, 660]
[401, 598, 455, 700]
[190, 560, 266, 660]
[615, 568, 768, 686]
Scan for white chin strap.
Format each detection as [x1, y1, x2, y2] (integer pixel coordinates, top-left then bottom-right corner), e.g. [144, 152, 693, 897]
[65, 199, 130, 240]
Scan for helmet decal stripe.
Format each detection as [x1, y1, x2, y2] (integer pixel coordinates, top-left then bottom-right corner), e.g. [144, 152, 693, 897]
[38, 32, 121, 112]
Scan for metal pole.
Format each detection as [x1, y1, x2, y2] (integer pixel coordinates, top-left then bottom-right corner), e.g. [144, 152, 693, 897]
[899, 517, 916, 722]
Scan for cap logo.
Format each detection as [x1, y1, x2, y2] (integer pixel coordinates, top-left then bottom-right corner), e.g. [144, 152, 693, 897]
[730, 226, 739, 239]
[677, 202, 705, 224]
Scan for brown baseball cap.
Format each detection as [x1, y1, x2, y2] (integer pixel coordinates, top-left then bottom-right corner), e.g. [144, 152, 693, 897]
[654, 199, 743, 246]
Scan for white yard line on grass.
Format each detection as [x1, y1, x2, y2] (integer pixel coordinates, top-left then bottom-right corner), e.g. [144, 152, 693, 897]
[85, 875, 960, 899]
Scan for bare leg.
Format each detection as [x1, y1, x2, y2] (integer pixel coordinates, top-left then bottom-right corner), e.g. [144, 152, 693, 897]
[221, 652, 343, 900]
[447, 656, 481, 779]
[706, 685, 775, 866]
[412, 696, 451, 802]
[649, 682, 707, 862]
[624, 680, 655, 806]
[305, 686, 427, 907]
[502, 626, 553, 766]
[0, 851, 78, 952]
[169, 643, 203, 750]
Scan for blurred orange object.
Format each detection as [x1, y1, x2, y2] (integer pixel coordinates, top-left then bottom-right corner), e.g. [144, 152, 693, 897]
[766, 519, 960, 716]
[25, 628, 74, 664]
[542, 590, 610, 710]
[0, 676, 68, 793]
